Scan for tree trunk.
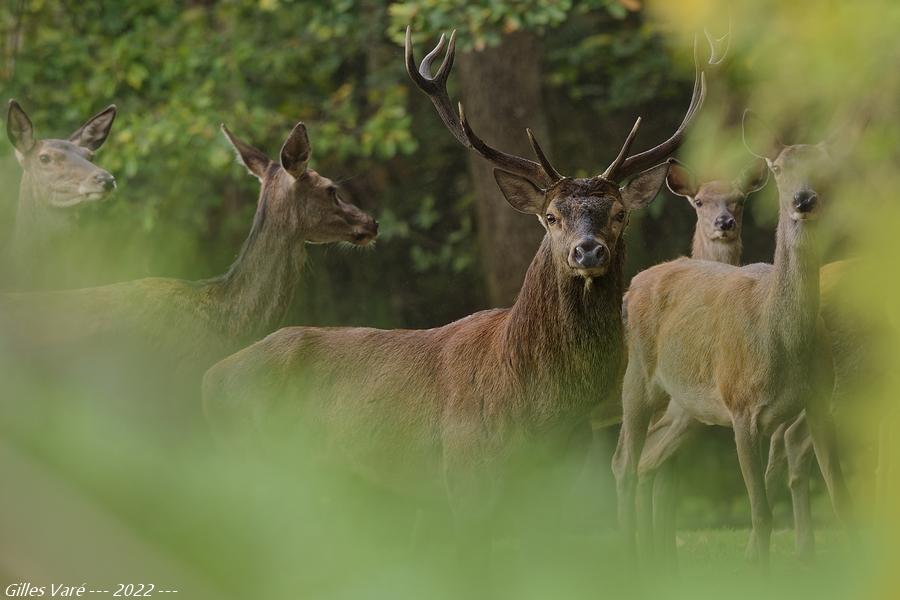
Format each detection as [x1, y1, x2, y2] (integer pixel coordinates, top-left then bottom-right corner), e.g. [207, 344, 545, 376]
[458, 32, 549, 307]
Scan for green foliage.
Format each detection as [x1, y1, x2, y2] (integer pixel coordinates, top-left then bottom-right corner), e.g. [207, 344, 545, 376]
[0, 0, 670, 326]
[389, 0, 625, 49]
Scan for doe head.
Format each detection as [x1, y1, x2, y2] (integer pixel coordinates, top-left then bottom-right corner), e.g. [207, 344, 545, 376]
[666, 158, 768, 242]
[221, 121, 378, 246]
[742, 110, 839, 222]
[7, 100, 117, 209]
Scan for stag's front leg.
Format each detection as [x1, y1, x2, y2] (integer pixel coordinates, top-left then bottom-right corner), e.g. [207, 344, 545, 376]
[442, 422, 498, 591]
[783, 413, 815, 561]
[733, 409, 773, 569]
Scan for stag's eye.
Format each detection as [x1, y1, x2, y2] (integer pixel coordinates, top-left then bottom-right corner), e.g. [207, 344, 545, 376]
[39, 154, 51, 164]
[545, 214, 557, 225]
[614, 210, 626, 222]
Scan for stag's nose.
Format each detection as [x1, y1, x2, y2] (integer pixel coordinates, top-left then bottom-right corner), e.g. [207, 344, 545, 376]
[715, 215, 736, 231]
[571, 238, 607, 269]
[95, 172, 116, 191]
[793, 189, 818, 213]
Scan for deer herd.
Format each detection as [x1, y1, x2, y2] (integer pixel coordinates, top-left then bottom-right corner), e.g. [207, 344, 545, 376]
[1, 24, 881, 575]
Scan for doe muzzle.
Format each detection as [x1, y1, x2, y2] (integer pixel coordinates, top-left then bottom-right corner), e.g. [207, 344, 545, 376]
[94, 172, 116, 191]
[793, 189, 818, 213]
[715, 214, 736, 231]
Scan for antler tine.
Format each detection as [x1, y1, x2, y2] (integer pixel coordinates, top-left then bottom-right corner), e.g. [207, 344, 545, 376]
[526, 128, 562, 183]
[601, 117, 642, 180]
[406, 25, 559, 187]
[418, 33, 447, 79]
[704, 17, 732, 66]
[458, 103, 554, 187]
[606, 36, 707, 182]
[405, 26, 470, 147]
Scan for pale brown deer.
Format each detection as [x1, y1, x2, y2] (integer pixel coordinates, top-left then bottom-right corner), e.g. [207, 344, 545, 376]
[629, 184, 874, 566]
[5, 99, 117, 260]
[201, 27, 709, 565]
[615, 111, 853, 568]
[610, 157, 769, 564]
[0, 121, 377, 415]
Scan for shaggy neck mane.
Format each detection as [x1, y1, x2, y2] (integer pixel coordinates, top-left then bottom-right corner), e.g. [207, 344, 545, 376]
[503, 234, 625, 380]
[206, 173, 306, 341]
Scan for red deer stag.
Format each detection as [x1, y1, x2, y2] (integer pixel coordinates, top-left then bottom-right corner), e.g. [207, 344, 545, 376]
[0, 121, 377, 415]
[5, 100, 117, 269]
[202, 27, 708, 562]
[616, 111, 853, 568]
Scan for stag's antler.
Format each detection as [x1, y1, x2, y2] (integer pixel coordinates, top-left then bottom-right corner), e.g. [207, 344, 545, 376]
[705, 19, 732, 66]
[602, 28, 730, 183]
[407, 25, 728, 188]
[405, 26, 561, 188]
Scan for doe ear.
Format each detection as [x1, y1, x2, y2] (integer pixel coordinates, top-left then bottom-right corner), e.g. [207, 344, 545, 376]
[734, 158, 769, 195]
[7, 99, 35, 154]
[493, 169, 546, 215]
[280, 122, 311, 177]
[69, 104, 117, 151]
[665, 160, 699, 199]
[220, 123, 271, 180]
[620, 160, 672, 210]
[741, 109, 783, 162]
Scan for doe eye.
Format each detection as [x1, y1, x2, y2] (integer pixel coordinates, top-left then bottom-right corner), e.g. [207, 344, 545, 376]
[771, 164, 782, 175]
[39, 154, 51, 164]
[545, 214, 557, 225]
[694, 199, 703, 207]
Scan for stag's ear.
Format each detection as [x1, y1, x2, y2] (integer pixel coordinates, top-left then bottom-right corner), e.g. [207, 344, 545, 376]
[69, 105, 117, 151]
[221, 124, 271, 180]
[665, 161, 699, 199]
[620, 161, 671, 210]
[493, 169, 546, 215]
[7, 100, 34, 155]
[735, 158, 769, 195]
[280, 122, 311, 178]
[742, 110, 783, 162]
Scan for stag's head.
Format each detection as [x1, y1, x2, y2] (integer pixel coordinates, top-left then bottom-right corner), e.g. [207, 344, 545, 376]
[490, 151, 672, 279]
[666, 159, 768, 242]
[221, 122, 378, 246]
[406, 27, 716, 280]
[7, 100, 117, 209]
[743, 111, 839, 223]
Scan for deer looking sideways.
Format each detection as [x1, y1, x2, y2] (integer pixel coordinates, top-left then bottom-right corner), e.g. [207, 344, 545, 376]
[201, 27, 712, 564]
[5, 100, 118, 271]
[0, 121, 377, 414]
[615, 111, 854, 569]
